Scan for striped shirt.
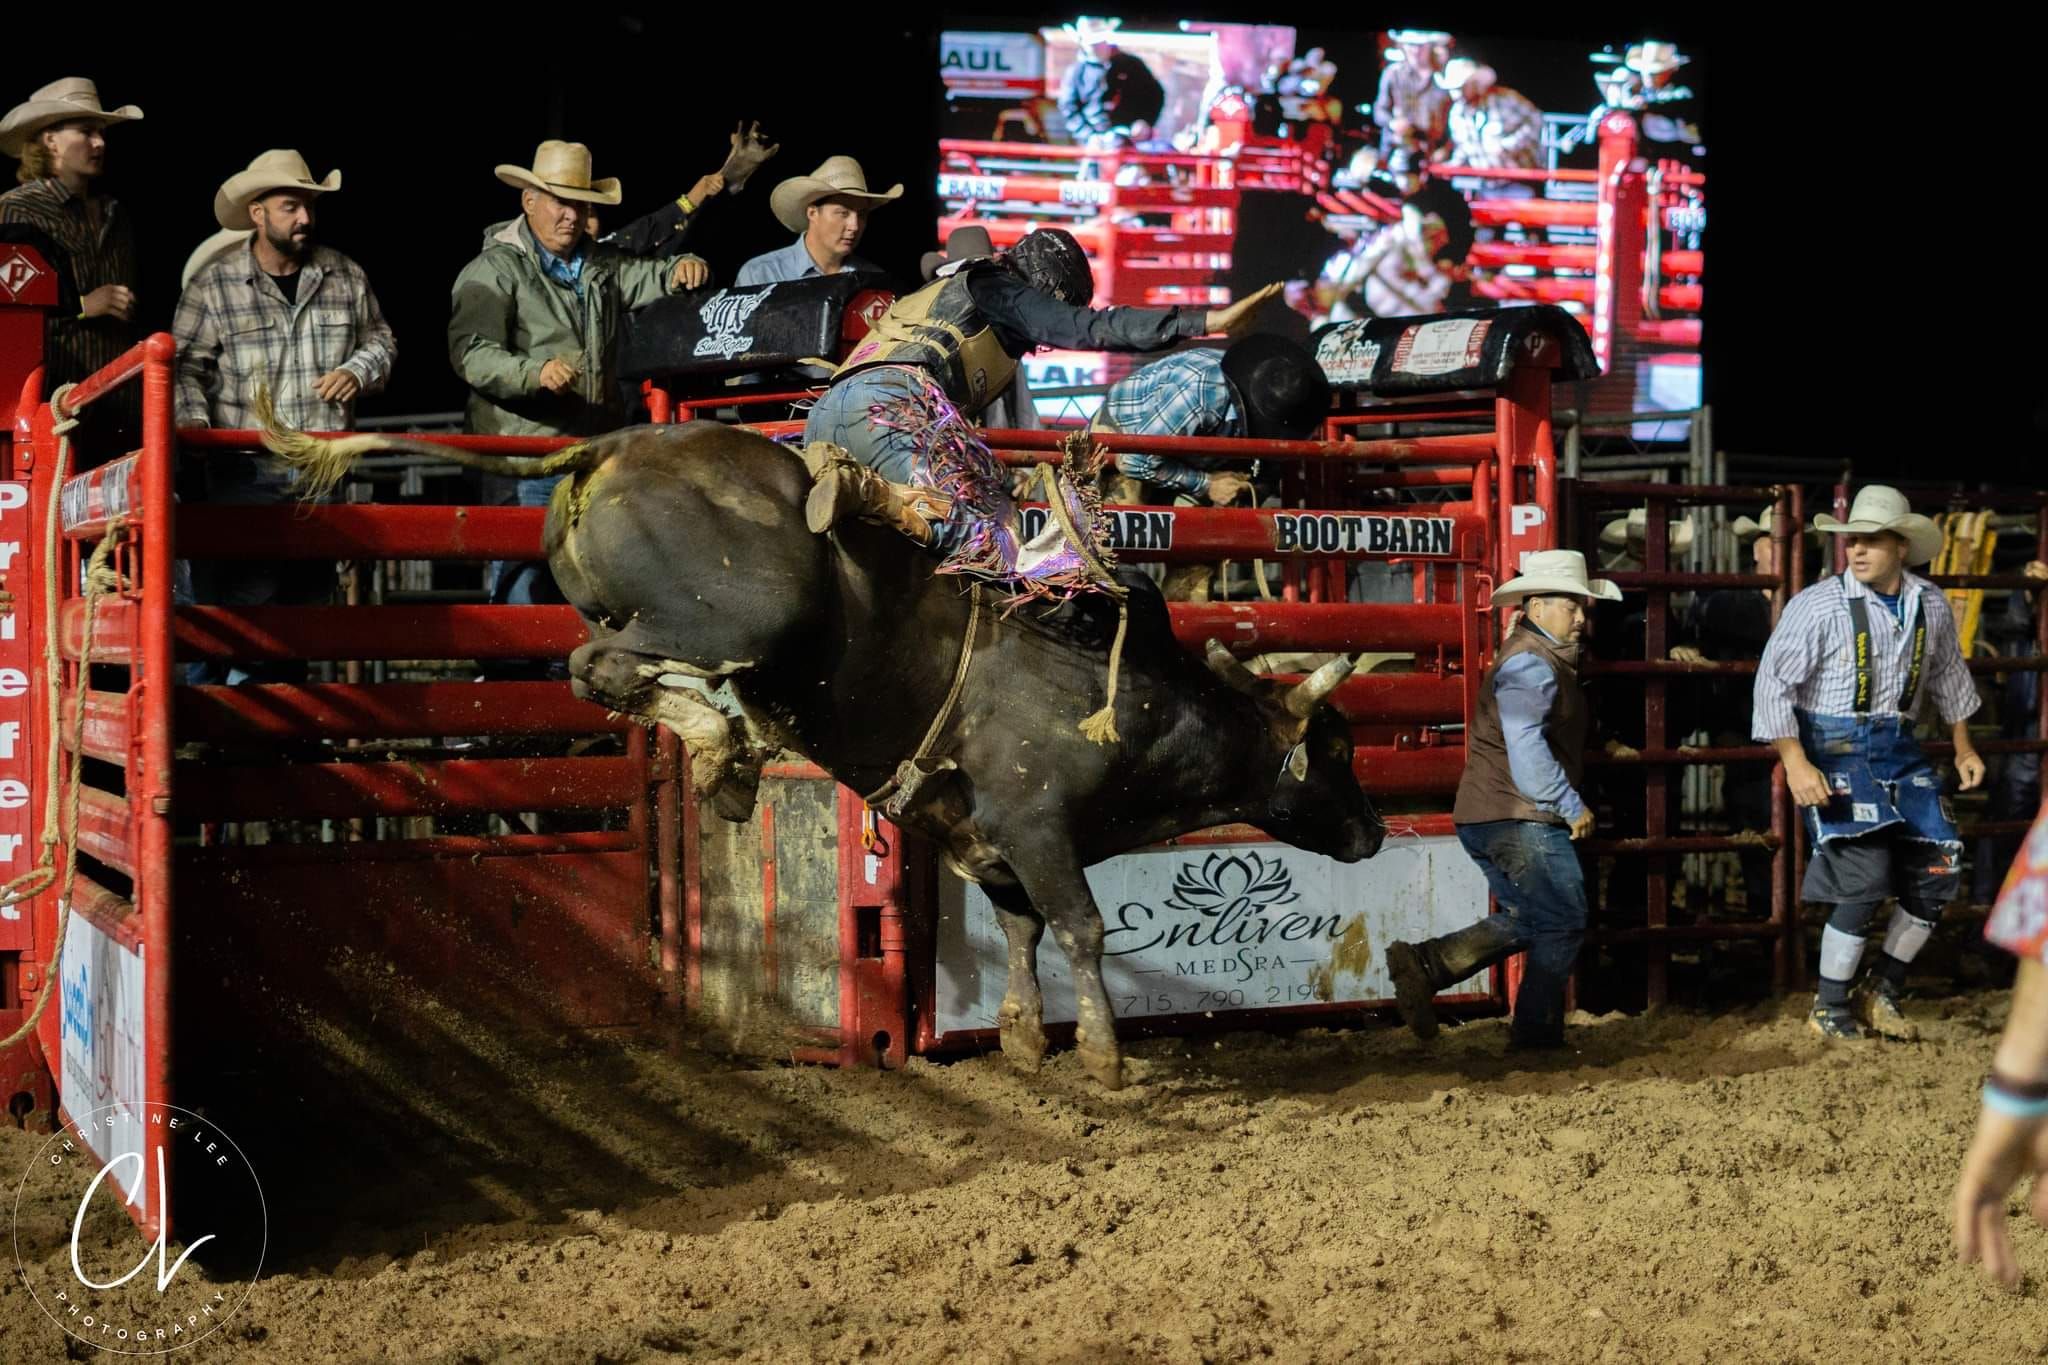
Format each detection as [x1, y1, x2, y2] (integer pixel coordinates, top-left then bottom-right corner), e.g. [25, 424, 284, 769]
[0, 176, 140, 415]
[1099, 348, 1243, 496]
[172, 241, 396, 432]
[1752, 570, 1981, 741]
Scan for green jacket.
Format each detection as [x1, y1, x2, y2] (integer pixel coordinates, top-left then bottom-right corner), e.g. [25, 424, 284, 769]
[448, 219, 679, 437]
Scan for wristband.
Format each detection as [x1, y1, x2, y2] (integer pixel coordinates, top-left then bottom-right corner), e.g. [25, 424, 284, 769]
[1983, 1080, 2048, 1120]
[677, 193, 696, 214]
[76, 310, 88, 321]
[1990, 1070, 2048, 1100]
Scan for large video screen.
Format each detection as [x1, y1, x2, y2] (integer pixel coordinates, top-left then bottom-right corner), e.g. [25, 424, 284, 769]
[937, 22, 1704, 424]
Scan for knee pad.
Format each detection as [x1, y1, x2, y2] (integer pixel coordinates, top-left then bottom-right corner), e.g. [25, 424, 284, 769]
[1826, 898, 1884, 937]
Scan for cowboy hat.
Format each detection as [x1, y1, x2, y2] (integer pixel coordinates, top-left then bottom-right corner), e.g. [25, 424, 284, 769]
[1812, 485, 1944, 565]
[1387, 29, 1451, 45]
[0, 78, 142, 158]
[1435, 57, 1488, 91]
[181, 227, 253, 290]
[1731, 505, 1820, 543]
[1625, 41, 1689, 74]
[769, 156, 902, 234]
[494, 141, 621, 206]
[1065, 15, 1122, 44]
[1221, 333, 1330, 441]
[1599, 507, 1697, 556]
[214, 150, 341, 231]
[920, 224, 996, 282]
[1492, 549, 1623, 606]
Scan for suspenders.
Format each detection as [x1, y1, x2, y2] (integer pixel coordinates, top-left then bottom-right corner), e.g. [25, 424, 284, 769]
[1843, 573, 1927, 718]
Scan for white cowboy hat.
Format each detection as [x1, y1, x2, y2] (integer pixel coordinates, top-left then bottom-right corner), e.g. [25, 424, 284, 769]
[1492, 549, 1623, 607]
[1065, 16, 1122, 44]
[1387, 29, 1451, 45]
[214, 149, 341, 231]
[769, 156, 903, 234]
[1435, 57, 1487, 91]
[1812, 485, 1944, 566]
[1625, 41, 1690, 75]
[494, 140, 621, 206]
[1599, 507, 1697, 556]
[181, 227, 253, 290]
[0, 77, 143, 158]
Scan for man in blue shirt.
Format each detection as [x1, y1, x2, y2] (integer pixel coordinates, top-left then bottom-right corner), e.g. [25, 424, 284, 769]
[735, 155, 898, 285]
[1387, 550, 1624, 1050]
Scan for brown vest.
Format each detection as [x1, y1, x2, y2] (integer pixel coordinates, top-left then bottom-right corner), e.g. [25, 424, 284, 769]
[1453, 622, 1590, 828]
[832, 269, 1019, 416]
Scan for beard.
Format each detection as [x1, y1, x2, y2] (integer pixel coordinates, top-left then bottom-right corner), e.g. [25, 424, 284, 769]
[263, 221, 312, 261]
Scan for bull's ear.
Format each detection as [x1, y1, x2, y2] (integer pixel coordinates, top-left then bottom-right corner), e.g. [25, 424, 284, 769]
[1204, 638, 1264, 695]
[1285, 742, 1310, 782]
[1282, 655, 1356, 719]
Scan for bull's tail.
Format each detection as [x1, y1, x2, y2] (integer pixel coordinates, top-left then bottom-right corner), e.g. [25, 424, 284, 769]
[254, 387, 604, 502]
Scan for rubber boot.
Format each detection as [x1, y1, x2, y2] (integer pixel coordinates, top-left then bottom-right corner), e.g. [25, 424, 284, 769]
[805, 459, 953, 546]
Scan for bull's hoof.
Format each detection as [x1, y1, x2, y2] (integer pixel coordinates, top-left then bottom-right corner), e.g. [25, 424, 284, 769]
[997, 1001, 1048, 1073]
[1080, 1046, 1126, 1091]
[704, 757, 762, 824]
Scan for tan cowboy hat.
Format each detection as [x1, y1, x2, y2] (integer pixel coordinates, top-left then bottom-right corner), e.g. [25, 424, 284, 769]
[494, 141, 621, 206]
[1812, 485, 1944, 565]
[1731, 505, 1821, 544]
[1492, 549, 1623, 607]
[1625, 41, 1690, 75]
[769, 156, 902, 234]
[0, 77, 143, 158]
[214, 150, 341, 231]
[181, 227, 253, 290]
[1435, 57, 1489, 91]
[1599, 507, 1697, 556]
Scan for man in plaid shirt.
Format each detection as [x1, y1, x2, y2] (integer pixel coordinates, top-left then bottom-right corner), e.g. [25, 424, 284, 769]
[1753, 485, 1984, 1040]
[173, 151, 395, 677]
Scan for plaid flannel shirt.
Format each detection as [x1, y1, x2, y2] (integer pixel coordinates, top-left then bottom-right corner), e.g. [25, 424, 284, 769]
[1098, 348, 1243, 495]
[1446, 86, 1545, 172]
[173, 242, 396, 431]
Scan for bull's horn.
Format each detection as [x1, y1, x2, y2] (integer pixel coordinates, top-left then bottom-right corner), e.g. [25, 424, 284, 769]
[1203, 638, 1263, 694]
[1283, 655, 1356, 718]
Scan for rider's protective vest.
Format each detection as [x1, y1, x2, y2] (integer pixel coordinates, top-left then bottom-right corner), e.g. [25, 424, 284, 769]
[832, 267, 1018, 415]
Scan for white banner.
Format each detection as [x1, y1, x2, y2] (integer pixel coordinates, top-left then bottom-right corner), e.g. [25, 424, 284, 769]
[941, 31, 1045, 97]
[59, 911, 148, 1218]
[934, 835, 1488, 1036]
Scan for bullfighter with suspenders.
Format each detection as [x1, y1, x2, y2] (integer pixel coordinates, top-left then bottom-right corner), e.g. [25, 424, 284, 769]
[1753, 486, 1985, 1040]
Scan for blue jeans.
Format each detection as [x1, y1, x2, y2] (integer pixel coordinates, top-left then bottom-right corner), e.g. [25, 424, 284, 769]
[804, 367, 968, 552]
[1452, 819, 1591, 1044]
[487, 474, 567, 607]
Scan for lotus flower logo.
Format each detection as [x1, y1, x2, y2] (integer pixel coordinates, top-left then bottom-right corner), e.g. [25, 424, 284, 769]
[1166, 852, 1297, 919]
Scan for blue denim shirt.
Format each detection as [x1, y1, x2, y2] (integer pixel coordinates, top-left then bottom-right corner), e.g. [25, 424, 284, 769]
[734, 235, 878, 286]
[527, 222, 587, 297]
[1495, 624, 1586, 821]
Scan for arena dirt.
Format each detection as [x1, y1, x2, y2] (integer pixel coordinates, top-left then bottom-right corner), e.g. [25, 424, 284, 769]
[5, 992, 2043, 1363]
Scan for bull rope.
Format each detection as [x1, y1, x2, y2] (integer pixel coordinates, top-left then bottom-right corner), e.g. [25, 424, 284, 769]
[1, 384, 129, 1052]
[1041, 431, 1130, 745]
[863, 583, 985, 816]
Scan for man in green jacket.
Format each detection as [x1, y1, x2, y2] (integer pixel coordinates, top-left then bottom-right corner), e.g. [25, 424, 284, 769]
[451, 140, 696, 608]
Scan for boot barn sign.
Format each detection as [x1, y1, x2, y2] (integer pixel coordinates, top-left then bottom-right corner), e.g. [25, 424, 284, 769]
[941, 31, 1045, 98]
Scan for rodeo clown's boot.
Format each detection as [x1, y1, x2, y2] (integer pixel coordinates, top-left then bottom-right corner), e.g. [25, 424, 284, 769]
[801, 444, 953, 547]
[1385, 920, 1521, 1042]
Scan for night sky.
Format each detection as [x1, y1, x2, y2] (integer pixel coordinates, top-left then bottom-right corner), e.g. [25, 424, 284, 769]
[46, 11, 2023, 483]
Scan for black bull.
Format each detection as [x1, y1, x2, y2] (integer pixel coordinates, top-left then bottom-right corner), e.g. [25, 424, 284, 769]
[267, 419, 1387, 1088]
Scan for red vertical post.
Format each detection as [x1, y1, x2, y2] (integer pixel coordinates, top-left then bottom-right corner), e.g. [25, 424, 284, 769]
[655, 730, 683, 1009]
[836, 789, 910, 1069]
[1592, 113, 1645, 383]
[135, 335, 177, 1241]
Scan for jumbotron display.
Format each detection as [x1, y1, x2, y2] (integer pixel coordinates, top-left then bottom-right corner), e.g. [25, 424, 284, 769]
[938, 19, 1704, 422]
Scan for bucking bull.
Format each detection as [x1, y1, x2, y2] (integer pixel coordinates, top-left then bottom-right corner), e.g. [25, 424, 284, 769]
[266, 417, 1386, 1087]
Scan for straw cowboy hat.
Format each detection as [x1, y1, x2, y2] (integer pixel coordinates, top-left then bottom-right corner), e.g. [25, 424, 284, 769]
[1600, 507, 1697, 556]
[181, 227, 253, 290]
[0, 77, 143, 158]
[214, 149, 340, 231]
[769, 156, 902, 234]
[1492, 549, 1622, 607]
[1435, 57, 1488, 91]
[1812, 485, 1944, 565]
[494, 141, 621, 206]
[1625, 41, 1690, 75]
[1731, 505, 1822, 544]
[920, 224, 995, 282]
